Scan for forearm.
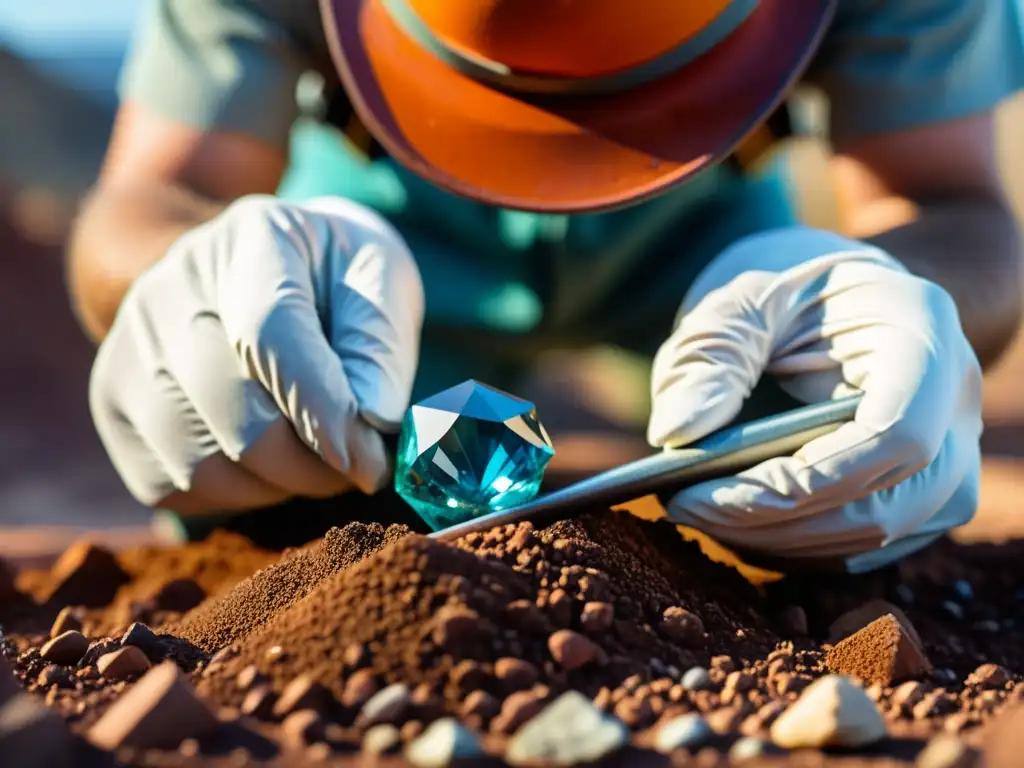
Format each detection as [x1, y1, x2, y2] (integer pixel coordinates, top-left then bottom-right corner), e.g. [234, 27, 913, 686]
[845, 198, 1022, 369]
[67, 181, 224, 342]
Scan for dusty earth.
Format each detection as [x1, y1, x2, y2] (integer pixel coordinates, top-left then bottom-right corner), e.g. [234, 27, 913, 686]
[1, 496, 1024, 766]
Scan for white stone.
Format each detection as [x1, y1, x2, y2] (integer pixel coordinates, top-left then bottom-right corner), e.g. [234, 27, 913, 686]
[506, 690, 629, 766]
[770, 675, 887, 749]
[406, 718, 485, 768]
[358, 683, 410, 727]
[362, 724, 401, 756]
[730, 736, 771, 761]
[680, 666, 712, 691]
[653, 713, 711, 753]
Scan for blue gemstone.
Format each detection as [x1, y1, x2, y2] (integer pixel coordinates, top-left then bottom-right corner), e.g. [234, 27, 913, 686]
[394, 380, 555, 531]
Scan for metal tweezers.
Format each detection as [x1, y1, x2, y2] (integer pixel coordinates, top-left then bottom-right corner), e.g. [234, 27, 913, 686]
[430, 393, 863, 542]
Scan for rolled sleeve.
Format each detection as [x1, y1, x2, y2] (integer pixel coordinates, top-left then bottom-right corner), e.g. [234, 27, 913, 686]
[805, 0, 1024, 140]
[118, 0, 315, 150]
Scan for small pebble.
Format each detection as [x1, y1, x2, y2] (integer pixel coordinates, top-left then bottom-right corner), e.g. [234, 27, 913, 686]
[264, 645, 286, 664]
[461, 690, 500, 725]
[235, 665, 266, 692]
[730, 736, 771, 761]
[952, 580, 974, 602]
[892, 681, 926, 713]
[240, 686, 277, 720]
[273, 675, 329, 718]
[495, 658, 538, 692]
[49, 607, 83, 639]
[721, 671, 754, 703]
[207, 646, 237, 666]
[770, 675, 886, 748]
[613, 696, 653, 728]
[546, 589, 572, 628]
[363, 724, 402, 756]
[580, 602, 614, 633]
[505, 690, 628, 766]
[305, 742, 333, 762]
[342, 642, 367, 668]
[37, 664, 71, 688]
[710, 655, 736, 674]
[281, 709, 325, 749]
[681, 666, 713, 692]
[40, 631, 89, 666]
[120, 622, 159, 655]
[87, 662, 219, 751]
[406, 718, 485, 767]
[916, 734, 973, 768]
[97, 646, 151, 680]
[913, 692, 957, 720]
[966, 663, 1011, 689]
[359, 683, 411, 727]
[705, 707, 745, 734]
[548, 630, 602, 670]
[342, 669, 379, 708]
[493, 690, 546, 735]
[653, 713, 712, 753]
[660, 607, 705, 645]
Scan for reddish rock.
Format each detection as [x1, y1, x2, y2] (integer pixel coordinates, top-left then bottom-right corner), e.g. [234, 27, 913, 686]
[824, 614, 931, 685]
[88, 662, 219, 751]
[97, 646, 151, 680]
[966, 664, 1011, 689]
[40, 631, 89, 666]
[580, 601, 614, 633]
[44, 541, 130, 608]
[48, 607, 83, 640]
[548, 629, 602, 670]
[660, 607, 705, 645]
[495, 658, 539, 693]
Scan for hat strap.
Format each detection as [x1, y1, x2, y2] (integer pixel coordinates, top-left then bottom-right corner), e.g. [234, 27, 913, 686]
[381, 0, 759, 96]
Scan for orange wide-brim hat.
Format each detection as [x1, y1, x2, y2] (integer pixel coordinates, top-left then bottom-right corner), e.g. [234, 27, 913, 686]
[321, 0, 835, 213]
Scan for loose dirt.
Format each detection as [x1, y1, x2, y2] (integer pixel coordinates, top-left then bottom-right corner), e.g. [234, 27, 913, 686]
[1, 510, 1023, 766]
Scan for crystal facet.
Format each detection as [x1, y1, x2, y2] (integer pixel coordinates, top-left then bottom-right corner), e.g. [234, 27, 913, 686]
[394, 380, 555, 531]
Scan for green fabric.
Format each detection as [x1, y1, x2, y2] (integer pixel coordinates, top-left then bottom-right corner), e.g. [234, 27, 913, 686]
[118, 0, 1024, 397]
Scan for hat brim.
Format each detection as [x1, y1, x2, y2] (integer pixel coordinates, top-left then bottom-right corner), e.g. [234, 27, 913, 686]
[321, 0, 834, 213]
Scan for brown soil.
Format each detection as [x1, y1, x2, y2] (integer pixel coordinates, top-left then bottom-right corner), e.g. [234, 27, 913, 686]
[1, 510, 1023, 767]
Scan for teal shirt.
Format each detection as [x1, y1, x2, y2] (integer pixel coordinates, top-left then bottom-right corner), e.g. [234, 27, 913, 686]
[120, 0, 1024, 395]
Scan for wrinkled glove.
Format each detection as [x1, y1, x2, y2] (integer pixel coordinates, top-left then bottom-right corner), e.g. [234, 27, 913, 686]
[90, 195, 424, 515]
[648, 227, 983, 573]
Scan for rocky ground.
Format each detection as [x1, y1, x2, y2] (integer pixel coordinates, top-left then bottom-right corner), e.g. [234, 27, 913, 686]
[2, 507, 1024, 767]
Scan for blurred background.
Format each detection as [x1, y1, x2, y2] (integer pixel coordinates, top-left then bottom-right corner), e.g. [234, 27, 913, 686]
[1, 2, 1023, 560]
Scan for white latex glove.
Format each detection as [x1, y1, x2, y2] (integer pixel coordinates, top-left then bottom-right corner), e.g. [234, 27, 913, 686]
[648, 227, 983, 572]
[90, 195, 424, 515]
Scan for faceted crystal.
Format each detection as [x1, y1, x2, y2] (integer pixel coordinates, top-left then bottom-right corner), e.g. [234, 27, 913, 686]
[394, 380, 555, 531]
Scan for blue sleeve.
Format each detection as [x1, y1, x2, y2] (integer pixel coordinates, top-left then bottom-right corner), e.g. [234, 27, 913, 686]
[804, 0, 1024, 140]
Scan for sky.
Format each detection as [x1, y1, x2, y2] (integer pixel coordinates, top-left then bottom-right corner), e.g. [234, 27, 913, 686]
[0, 0, 140, 52]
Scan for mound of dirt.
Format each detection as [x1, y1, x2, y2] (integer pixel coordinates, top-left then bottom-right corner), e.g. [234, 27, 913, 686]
[165, 523, 411, 653]
[1, 510, 1024, 767]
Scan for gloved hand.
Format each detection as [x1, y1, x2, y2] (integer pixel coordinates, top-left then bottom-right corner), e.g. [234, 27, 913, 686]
[648, 227, 983, 572]
[89, 195, 424, 515]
